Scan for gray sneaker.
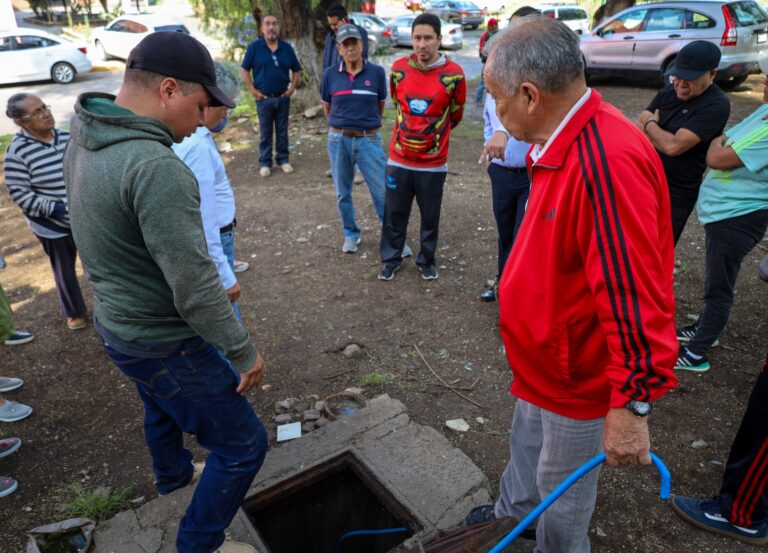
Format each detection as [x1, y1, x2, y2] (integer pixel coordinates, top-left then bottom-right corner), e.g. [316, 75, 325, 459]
[342, 236, 361, 253]
[0, 377, 23, 393]
[0, 401, 32, 423]
[0, 437, 21, 459]
[0, 477, 18, 498]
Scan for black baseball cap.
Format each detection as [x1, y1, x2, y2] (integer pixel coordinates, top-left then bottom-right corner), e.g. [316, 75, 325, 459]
[665, 40, 721, 80]
[127, 31, 235, 108]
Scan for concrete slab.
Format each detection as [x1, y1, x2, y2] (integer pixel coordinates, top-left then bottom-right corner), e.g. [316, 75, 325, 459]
[91, 394, 493, 552]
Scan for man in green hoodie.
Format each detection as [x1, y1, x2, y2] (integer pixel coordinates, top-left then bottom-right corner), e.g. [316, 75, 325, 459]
[64, 32, 266, 553]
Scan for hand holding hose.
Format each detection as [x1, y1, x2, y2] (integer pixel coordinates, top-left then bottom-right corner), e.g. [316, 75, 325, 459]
[603, 407, 652, 467]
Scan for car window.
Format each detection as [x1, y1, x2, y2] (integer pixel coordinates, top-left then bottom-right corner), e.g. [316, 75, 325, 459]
[108, 21, 127, 32]
[726, 1, 768, 26]
[543, 9, 556, 17]
[0, 36, 11, 52]
[602, 8, 648, 35]
[367, 15, 387, 26]
[644, 8, 685, 31]
[153, 24, 190, 34]
[123, 20, 149, 33]
[559, 8, 588, 21]
[686, 10, 716, 29]
[14, 35, 57, 49]
[395, 17, 414, 26]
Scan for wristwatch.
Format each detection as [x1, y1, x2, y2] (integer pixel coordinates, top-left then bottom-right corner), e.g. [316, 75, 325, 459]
[625, 400, 653, 417]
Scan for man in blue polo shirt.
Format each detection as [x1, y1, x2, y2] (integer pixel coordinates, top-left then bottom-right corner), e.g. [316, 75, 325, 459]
[240, 14, 302, 178]
[321, 24, 388, 254]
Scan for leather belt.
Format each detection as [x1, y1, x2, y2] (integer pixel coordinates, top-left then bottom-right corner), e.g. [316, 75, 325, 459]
[500, 166, 527, 174]
[219, 219, 236, 234]
[262, 91, 285, 98]
[329, 127, 380, 137]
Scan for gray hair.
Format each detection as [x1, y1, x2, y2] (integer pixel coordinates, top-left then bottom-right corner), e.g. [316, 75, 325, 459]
[486, 15, 584, 95]
[214, 62, 240, 103]
[6, 93, 32, 120]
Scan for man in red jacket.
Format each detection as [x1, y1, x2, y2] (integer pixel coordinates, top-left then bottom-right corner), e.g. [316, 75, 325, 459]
[465, 15, 679, 552]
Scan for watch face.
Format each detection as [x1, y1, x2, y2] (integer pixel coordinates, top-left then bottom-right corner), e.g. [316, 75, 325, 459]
[629, 401, 652, 416]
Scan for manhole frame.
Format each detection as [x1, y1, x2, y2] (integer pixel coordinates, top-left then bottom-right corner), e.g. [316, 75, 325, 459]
[239, 447, 424, 552]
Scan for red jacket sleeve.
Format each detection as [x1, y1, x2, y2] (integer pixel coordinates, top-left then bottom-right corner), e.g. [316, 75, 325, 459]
[574, 126, 678, 408]
[449, 72, 466, 129]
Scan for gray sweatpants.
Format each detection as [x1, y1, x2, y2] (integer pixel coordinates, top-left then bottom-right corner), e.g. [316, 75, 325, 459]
[495, 399, 605, 553]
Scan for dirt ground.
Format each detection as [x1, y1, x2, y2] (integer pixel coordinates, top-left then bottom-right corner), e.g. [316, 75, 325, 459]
[1, 75, 767, 552]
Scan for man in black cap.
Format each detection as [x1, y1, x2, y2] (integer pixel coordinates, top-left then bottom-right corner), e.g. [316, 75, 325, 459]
[637, 40, 730, 245]
[63, 32, 267, 553]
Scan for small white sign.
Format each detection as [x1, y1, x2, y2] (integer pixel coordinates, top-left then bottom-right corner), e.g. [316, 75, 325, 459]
[276, 422, 302, 442]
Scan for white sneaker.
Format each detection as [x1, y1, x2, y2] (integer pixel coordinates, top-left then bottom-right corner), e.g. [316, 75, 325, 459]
[233, 260, 250, 273]
[402, 244, 413, 258]
[259, 167, 271, 178]
[342, 236, 361, 253]
[280, 163, 294, 174]
[0, 400, 32, 423]
[214, 540, 257, 553]
[0, 377, 23, 393]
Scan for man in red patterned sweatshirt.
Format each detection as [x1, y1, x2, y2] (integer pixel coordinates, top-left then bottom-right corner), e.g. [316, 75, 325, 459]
[465, 15, 679, 553]
[378, 13, 465, 282]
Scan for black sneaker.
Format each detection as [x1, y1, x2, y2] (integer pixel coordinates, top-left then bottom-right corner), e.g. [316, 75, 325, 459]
[378, 264, 400, 281]
[677, 324, 719, 347]
[420, 264, 438, 280]
[675, 347, 711, 372]
[464, 505, 537, 540]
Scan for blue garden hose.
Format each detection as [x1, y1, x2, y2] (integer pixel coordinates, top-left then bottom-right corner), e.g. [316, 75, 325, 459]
[488, 451, 671, 553]
[334, 527, 408, 553]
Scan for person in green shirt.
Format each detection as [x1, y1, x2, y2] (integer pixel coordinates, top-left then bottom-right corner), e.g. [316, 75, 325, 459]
[675, 72, 768, 372]
[64, 32, 266, 553]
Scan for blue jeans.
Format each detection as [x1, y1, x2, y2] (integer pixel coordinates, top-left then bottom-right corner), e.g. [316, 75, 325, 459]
[219, 228, 241, 322]
[327, 130, 386, 238]
[104, 337, 268, 553]
[256, 96, 290, 168]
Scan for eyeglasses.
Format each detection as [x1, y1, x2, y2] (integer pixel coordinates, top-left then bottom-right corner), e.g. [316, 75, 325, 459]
[271, 54, 279, 67]
[21, 105, 51, 121]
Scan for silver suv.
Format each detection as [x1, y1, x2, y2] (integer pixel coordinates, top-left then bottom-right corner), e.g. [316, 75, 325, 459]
[580, 0, 768, 88]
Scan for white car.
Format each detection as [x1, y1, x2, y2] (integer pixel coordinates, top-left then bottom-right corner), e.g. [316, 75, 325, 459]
[535, 4, 591, 34]
[0, 29, 92, 85]
[387, 15, 464, 49]
[91, 14, 191, 61]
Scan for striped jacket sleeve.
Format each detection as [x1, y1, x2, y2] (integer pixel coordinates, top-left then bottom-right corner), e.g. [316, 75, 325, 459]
[574, 120, 678, 408]
[4, 151, 57, 219]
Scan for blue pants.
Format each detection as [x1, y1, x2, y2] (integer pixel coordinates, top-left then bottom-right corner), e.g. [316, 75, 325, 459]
[488, 163, 530, 279]
[219, 228, 242, 322]
[256, 96, 290, 168]
[327, 130, 386, 239]
[104, 337, 268, 553]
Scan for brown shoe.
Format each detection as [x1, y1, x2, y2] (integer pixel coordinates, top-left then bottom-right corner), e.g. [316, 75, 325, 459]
[66, 316, 86, 330]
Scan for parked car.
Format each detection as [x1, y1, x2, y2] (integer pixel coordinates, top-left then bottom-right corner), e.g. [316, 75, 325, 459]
[388, 14, 464, 49]
[536, 4, 591, 34]
[425, 0, 484, 29]
[350, 12, 394, 51]
[0, 29, 91, 85]
[581, 0, 768, 89]
[91, 14, 191, 61]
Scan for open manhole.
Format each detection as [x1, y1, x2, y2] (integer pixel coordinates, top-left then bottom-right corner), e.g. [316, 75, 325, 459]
[243, 451, 420, 552]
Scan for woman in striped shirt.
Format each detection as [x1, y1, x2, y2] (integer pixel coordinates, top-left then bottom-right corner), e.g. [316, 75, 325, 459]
[4, 94, 86, 330]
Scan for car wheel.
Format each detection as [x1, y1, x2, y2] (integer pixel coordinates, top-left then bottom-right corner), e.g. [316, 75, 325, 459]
[660, 57, 676, 87]
[717, 75, 748, 90]
[95, 40, 109, 61]
[368, 36, 378, 52]
[51, 62, 76, 84]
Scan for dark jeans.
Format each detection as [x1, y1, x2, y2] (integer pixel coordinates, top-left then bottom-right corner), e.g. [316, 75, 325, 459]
[104, 337, 268, 553]
[719, 355, 768, 528]
[380, 166, 446, 268]
[36, 233, 87, 318]
[688, 209, 768, 356]
[488, 163, 530, 279]
[256, 96, 290, 168]
[670, 194, 698, 245]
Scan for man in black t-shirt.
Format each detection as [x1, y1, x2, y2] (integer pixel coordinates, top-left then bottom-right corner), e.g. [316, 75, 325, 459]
[637, 41, 730, 245]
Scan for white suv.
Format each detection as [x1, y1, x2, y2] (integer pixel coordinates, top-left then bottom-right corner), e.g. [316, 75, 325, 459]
[536, 4, 591, 34]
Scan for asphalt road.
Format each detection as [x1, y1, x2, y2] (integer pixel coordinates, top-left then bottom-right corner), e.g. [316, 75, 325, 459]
[0, 28, 483, 136]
